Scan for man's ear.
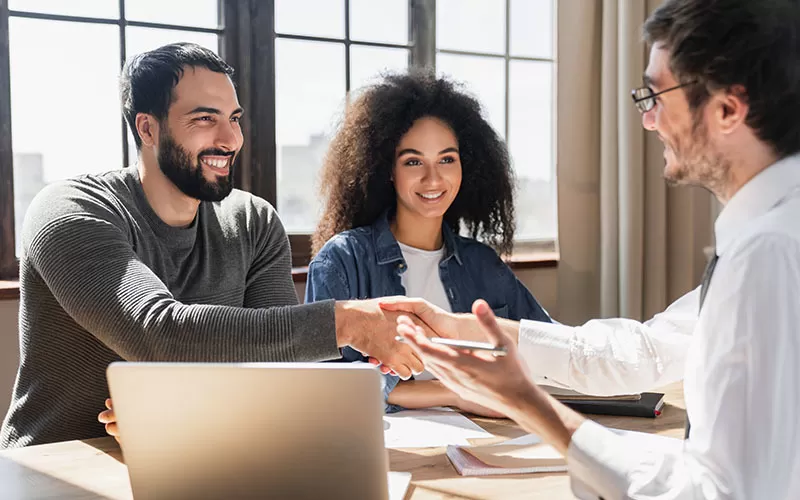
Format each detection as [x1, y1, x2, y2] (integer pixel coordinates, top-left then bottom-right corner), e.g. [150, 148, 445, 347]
[135, 114, 159, 148]
[715, 85, 749, 135]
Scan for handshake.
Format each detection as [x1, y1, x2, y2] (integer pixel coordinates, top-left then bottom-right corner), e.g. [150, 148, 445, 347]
[333, 296, 490, 379]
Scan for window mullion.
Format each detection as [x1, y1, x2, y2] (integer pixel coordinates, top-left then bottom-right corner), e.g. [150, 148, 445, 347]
[0, 0, 17, 279]
[409, 0, 435, 70]
[119, 0, 129, 168]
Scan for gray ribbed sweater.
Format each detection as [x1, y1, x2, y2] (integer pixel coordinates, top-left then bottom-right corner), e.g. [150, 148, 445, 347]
[0, 167, 339, 448]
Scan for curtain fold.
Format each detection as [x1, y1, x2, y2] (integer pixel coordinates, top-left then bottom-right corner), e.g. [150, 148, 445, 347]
[555, 0, 713, 325]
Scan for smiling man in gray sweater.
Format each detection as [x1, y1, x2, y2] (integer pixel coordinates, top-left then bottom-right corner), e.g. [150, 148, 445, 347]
[0, 43, 426, 448]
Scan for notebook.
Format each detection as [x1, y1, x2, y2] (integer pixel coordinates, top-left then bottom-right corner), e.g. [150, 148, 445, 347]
[558, 392, 666, 418]
[543, 385, 641, 402]
[446, 433, 568, 476]
[542, 386, 665, 418]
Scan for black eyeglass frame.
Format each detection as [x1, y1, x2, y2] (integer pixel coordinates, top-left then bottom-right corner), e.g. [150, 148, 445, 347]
[631, 81, 696, 113]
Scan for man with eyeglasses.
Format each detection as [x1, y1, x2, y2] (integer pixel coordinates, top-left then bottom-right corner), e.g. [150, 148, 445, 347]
[384, 0, 800, 497]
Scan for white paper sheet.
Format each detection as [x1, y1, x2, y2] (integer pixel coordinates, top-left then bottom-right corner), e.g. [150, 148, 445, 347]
[387, 471, 412, 500]
[496, 433, 545, 446]
[383, 408, 493, 448]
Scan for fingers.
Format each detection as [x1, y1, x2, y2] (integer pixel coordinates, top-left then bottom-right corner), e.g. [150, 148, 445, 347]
[396, 314, 417, 330]
[472, 299, 509, 348]
[385, 346, 424, 380]
[105, 398, 113, 410]
[397, 323, 459, 361]
[367, 357, 397, 375]
[105, 422, 119, 437]
[396, 314, 442, 340]
[406, 347, 425, 375]
[391, 364, 412, 380]
[378, 296, 428, 312]
[98, 406, 119, 439]
[379, 298, 442, 332]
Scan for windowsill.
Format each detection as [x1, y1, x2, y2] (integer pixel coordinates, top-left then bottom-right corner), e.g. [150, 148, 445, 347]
[290, 252, 559, 282]
[0, 254, 560, 301]
[504, 252, 560, 270]
[0, 281, 20, 301]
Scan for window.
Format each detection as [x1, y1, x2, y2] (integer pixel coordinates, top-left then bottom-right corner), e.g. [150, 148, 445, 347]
[0, 0, 557, 279]
[0, 0, 222, 277]
[274, 0, 410, 235]
[436, 0, 557, 245]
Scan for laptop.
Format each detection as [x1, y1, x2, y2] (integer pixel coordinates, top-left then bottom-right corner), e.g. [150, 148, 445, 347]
[107, 362, 410, 500]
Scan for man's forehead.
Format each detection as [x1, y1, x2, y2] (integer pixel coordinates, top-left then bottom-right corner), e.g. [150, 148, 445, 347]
[171, 66, 240, 111]
[645, 44, 676, 90]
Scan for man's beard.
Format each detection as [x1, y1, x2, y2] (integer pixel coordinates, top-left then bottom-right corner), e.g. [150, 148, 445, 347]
[157, 130, 236, 202]
[663, 112, 730, 196]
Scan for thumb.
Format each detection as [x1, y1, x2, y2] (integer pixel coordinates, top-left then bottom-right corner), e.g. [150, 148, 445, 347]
[472, 299, 507, 347]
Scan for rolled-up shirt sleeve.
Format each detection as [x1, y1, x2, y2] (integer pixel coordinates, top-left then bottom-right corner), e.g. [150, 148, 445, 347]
[518, 288, 698, 396]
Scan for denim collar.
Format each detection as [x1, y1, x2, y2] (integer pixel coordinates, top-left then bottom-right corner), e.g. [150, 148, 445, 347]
[372, 210, 463, 266]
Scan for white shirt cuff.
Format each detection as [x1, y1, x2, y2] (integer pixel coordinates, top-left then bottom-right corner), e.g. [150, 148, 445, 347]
[567, 420, 635, 500]
[567, 420, 686, 499]
[518, 319, 573, 387]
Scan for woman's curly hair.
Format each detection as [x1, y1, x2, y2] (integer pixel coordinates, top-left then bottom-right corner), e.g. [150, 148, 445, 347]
[312, 70, 516, 256]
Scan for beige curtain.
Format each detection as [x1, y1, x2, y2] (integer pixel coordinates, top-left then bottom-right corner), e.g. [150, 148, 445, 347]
[554, 0, 714, 325]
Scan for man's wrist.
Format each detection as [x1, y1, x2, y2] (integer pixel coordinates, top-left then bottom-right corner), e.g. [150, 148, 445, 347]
[334, 301, 353, 347]
[502, 381, 586, 454]
[499, 379, 543, 418]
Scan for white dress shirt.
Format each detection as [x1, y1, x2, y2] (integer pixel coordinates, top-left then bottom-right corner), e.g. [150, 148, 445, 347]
[518, 287, 699, 396]
[554, 153, 800, 499]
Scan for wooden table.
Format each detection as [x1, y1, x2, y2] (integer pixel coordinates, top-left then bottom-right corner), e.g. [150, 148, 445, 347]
[0, 384, 685, 499]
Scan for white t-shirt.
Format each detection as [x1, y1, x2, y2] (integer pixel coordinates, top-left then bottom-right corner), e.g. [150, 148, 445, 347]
[397, 242, 453, 381]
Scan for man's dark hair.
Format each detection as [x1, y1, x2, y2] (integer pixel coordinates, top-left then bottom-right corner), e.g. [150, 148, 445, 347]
[312, 70, 516, 256]
[644, 0, 800, 158]
[120, 42, 234, 149]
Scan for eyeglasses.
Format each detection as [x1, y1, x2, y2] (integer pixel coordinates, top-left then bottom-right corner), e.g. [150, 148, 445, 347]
[630, 82, 695, 113]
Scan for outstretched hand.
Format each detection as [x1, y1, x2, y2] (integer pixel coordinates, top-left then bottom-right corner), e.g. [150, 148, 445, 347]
[394, 299, 534, 415]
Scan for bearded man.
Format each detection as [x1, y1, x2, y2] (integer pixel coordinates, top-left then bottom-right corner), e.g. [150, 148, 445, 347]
[1, 43, 427, 448]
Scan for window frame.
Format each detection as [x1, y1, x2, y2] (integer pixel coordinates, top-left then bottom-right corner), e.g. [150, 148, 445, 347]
[0, 0, 556, 279]
[0, 0, 226, 279]
[271, 0, 429, 266]
[435, 0, 557, 246]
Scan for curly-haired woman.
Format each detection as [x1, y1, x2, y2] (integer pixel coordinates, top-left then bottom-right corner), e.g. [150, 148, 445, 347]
[305, 71, 552, 415]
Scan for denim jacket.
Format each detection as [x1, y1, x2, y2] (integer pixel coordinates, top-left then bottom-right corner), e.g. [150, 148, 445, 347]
[304, 211, 552, 411]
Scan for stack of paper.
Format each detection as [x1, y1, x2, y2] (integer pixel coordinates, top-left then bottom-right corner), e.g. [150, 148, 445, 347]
[383, 408, 493, 448]
[446, 433, 568, 476]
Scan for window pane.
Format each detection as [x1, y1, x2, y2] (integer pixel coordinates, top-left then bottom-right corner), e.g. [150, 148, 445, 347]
[436, 0, 505, 55]
[126, 27, 219, 59]
[436, 53, 506, 139]
[125, 0, 219, 29]
[349, 46, 408, 94]
[275, 39, 346, 234]
[509, 60, 555, 241]
[349, 0, 408, 45]
[9, 18, 122, 256]
[275, 0, 344, 39]
[125, 28, 220, 165]
[510, 0, 554, 59]
[9, 0, 118, 19]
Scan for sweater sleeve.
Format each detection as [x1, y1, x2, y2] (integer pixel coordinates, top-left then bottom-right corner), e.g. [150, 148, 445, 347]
[24, 184, 340, 363]
[305, 243, 402, 411]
